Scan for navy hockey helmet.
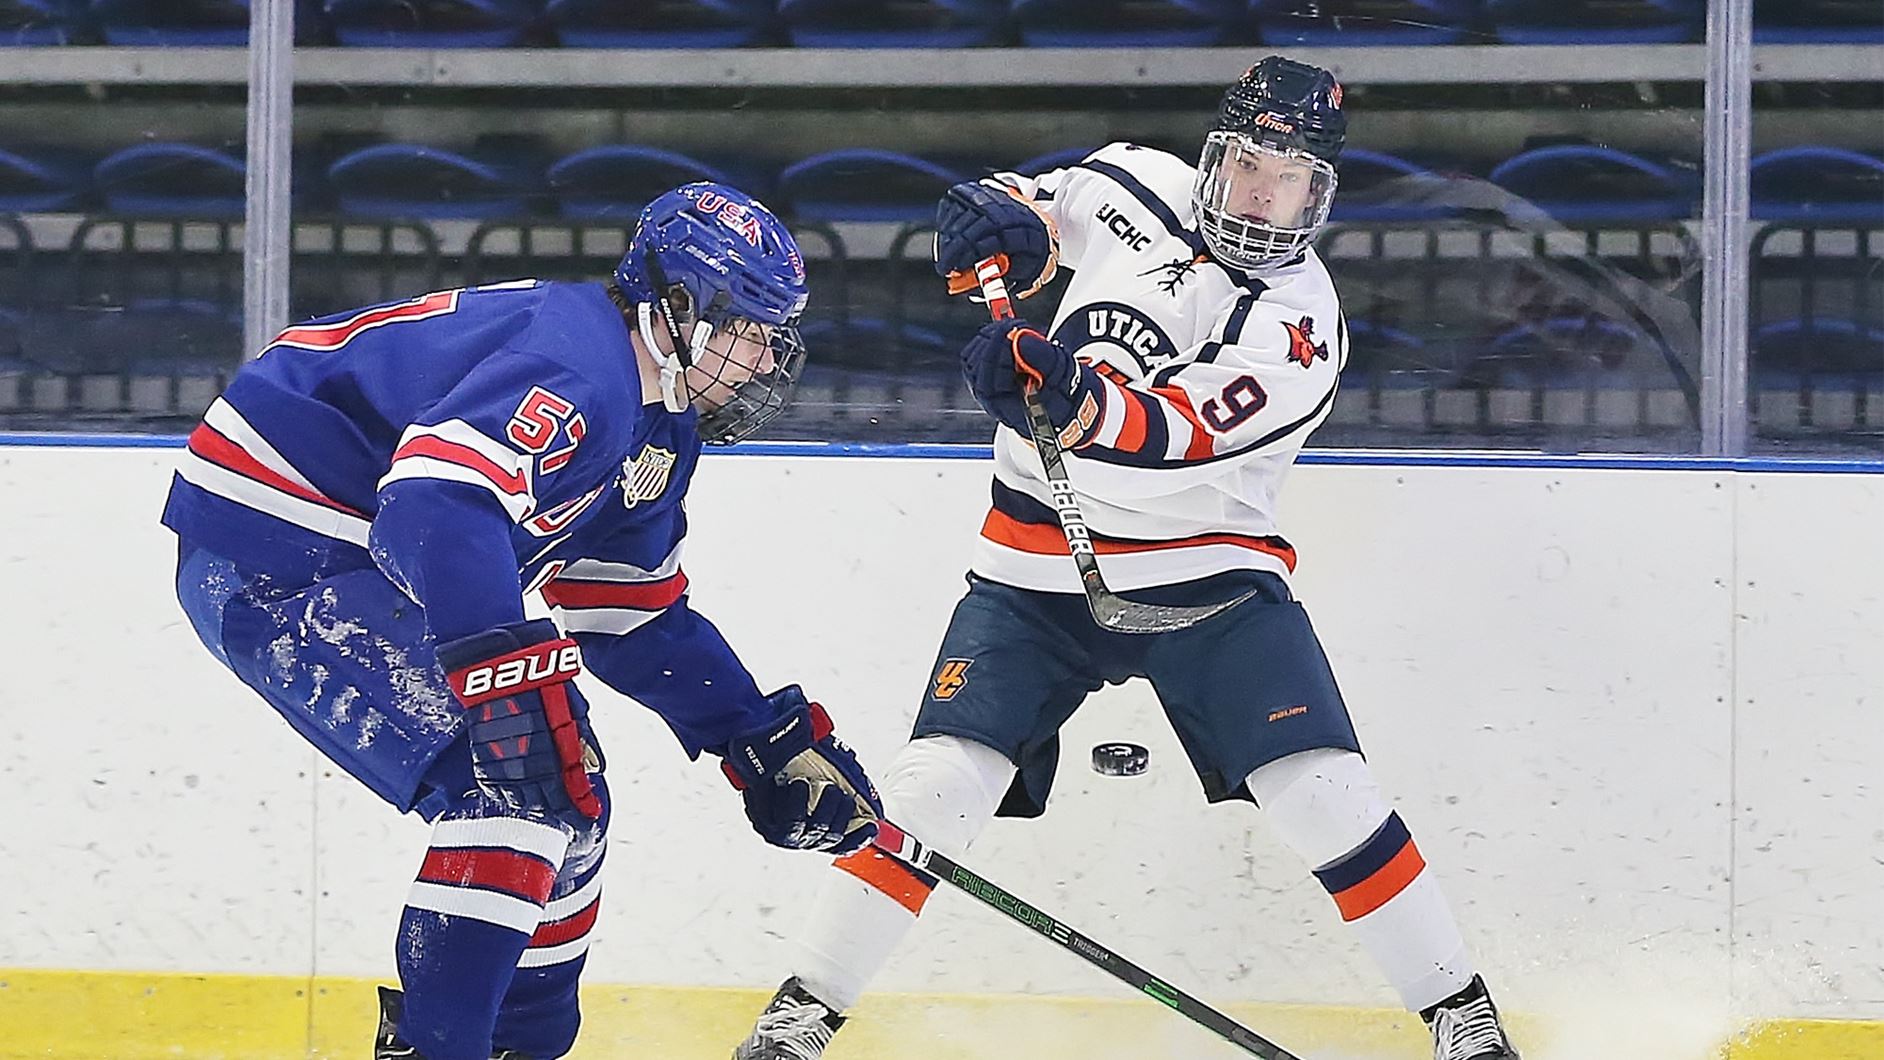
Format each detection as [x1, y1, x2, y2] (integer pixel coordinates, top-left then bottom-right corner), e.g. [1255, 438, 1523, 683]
[615, 182, 810, 444]
[1194, 56, 1347, 269]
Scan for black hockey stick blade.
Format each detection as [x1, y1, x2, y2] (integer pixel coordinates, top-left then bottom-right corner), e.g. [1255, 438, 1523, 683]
[873, 820, 1305, 1060]
[976, 256, 1257, 634]
[1088, 583, 1261, 634]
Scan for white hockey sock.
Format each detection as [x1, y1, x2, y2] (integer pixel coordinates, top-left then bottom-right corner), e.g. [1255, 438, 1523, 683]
[794, 735, 1015, 1012]
[1246, 749, 1475, 1013]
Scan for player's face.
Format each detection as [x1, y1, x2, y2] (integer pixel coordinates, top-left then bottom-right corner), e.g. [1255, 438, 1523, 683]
[685, 318, 778, 413]
[1222, 149, 1320, 226]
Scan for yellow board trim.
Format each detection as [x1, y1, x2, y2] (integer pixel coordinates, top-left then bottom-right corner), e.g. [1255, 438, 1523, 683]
[2, 970, 1879, 1059]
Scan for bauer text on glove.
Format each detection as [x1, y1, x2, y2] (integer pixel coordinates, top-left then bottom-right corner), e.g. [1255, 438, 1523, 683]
[439, 618, 604, 825]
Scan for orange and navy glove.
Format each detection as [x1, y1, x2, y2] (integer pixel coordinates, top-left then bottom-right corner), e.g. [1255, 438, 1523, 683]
[934, 181, 1060, 300]
[960, 317, 1104, 448]
[439, 619, 604, 827]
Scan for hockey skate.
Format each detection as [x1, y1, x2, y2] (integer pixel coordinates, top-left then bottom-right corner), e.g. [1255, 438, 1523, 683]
[1423, 975, 1520, 1060]
[731, 977, 847, 1060]
[374, 986, 532, 1060]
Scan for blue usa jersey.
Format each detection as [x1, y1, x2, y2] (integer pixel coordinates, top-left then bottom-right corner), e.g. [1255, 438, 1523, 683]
[161, 279, 773, 756]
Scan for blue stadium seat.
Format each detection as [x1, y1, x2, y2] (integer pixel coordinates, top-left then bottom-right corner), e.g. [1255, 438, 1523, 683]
[0, 145, 90, 211]
[800, 316, 953, 358]
[327, 138, 545, 220]
[1342, 317, 1428, 373]
[1485, 0, 1701, 44]
[90, 0, 250, 45]
[778, 0, 1005, 48]
[1016, 0, 1239, 47]
[94, 143, 246, 217]
[547, 146, 741, 220]
[1, 0, 86, 44]
[775, 149, 965, 223]
[0, 306, 23, 359]
[111, 299, 243, 363]
[1011, 146, 1096, 175]
[1755, 317, 1884, 374]
[1330, 149, 1463, 222]
[1754, 0, 1883, 44]
[1251, 0, 1474, 46]
[1479, 316, 1675, 388]
[546, 0, 772, 48]
[324, 0, 538, 47]
[1751, 147, 1884, 224]
[1488, 145, 1696, 223]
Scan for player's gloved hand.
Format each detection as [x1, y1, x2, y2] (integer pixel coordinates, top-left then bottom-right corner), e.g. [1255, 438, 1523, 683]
[961, 318, 1105, 448]
[934, 180, 1060, 300]
[721, 686, 883, 856]
[438, 618, 604, 826]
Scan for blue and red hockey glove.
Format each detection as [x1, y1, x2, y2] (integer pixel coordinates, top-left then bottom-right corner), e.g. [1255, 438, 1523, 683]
[934, 180, 1060, 300]
[721, 686, 883, 856]
[438, 618, 604, 827]
[961, 317, 1105, 448]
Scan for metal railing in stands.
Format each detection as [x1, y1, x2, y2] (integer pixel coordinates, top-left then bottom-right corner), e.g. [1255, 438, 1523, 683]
[1, 211, 1877, 452]
[1748, 223, 1884, 447]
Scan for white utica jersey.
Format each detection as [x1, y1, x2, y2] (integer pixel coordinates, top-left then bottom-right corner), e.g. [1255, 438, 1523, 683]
[969, 141, 1348, 594]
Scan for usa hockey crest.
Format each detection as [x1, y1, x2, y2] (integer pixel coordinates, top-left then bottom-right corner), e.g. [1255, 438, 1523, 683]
[620, 444, 676, 508]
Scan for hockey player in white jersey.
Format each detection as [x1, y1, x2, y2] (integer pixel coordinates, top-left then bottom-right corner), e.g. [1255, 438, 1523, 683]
[733, 56, 1520, 1060]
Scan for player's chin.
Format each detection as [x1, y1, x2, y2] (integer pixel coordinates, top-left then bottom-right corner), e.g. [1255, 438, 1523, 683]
[690, 387, 738, 413]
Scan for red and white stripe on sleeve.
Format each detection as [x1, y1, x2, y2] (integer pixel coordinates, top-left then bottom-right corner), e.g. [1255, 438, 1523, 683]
[177, 396, 373, 547]
[379, 419, 537, 522]
[540, 541, 689, 637]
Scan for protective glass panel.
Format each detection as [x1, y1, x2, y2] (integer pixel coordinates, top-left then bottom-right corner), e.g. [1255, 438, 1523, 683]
[0, 33, 248, 432]
[0, 9, 1789, 460]
[1748, 78, 1884, 457]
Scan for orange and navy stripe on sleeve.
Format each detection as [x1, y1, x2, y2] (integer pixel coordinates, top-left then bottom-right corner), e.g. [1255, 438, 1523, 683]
[1312, 812, 1427, 922]
[1081, 373, 1217, 465]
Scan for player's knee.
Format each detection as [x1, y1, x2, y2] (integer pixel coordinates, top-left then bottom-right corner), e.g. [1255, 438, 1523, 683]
[1246, 748, 1391, 871]
[881, 735, 1016, 858]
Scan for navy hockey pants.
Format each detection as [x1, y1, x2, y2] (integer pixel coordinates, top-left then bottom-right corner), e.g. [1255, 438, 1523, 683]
[911, 571, 1362, 816]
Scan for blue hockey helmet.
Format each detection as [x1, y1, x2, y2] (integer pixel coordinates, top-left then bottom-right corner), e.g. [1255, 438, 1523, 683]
[1194, 56, 1347, 269]
[614, 182, 809, 444]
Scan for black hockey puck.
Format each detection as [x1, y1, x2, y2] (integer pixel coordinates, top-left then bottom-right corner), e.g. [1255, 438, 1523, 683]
[1091, 742, 1149, 777]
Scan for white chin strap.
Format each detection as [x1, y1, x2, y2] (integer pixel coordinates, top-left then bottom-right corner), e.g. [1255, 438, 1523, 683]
[637, 301, 715, 414]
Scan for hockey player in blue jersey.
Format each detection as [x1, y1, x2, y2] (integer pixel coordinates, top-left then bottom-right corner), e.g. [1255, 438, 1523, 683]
[734, 59, 1520, 1060]
[161, 182, 883, 1060]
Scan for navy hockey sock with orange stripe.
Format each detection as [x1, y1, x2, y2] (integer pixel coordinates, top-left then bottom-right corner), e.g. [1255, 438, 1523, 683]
[1314, 812, 1425, 921]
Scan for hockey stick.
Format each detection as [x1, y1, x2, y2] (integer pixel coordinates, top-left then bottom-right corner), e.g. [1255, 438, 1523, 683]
[969, 256, 1258, 634]
[872, 819, 1303, 1059]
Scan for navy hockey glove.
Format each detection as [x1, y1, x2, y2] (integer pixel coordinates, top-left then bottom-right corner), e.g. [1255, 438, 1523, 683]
[721, 686, 883, 856]
[961, 318, 1105, 448]
[934, 181, 1060, 300]
[439, 619, 604, 825]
